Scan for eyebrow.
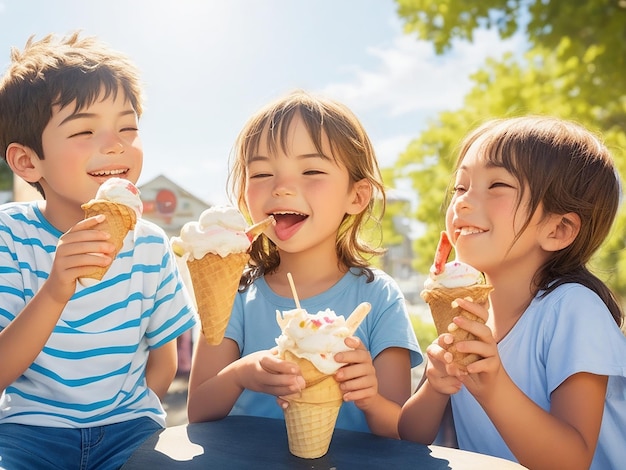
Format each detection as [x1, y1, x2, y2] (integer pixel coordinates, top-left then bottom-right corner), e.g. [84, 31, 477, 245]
[458, 159, 501, 171]
[248, 152, 330, 163]
[59, 109, 136, 127]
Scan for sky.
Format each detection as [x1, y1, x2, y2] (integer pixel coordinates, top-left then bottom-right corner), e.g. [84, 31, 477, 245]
[0, 0, 522, 206]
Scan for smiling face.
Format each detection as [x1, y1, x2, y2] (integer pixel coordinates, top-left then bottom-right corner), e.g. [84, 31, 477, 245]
[445, 135, 549, 279]
[244, 113, 364, 256]
[29, 87, 142, 229]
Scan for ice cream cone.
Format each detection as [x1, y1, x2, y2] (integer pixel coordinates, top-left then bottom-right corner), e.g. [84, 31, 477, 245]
[80, 200, 137, 282]
[187, 251, 249, 345]
[281, 350, 343, 459]
[421, 284, 493, 368]
[173, 213, 273, 344]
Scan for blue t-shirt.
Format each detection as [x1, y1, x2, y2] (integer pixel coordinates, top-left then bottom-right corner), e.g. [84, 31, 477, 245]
[0, 202, 197, 427]
[225, 267, 423, 433]
[451, 283, 626, 470]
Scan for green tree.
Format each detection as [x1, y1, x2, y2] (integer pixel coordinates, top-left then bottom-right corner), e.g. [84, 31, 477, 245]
[392, 0, 626, 296]
[0, 160, 12, 191]
[396, 0, 626, 128]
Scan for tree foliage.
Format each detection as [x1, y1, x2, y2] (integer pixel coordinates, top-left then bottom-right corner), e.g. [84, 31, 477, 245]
[392, 0, 626, 296]
[0, 160, 12, 191]
[397, 0, 626, 129]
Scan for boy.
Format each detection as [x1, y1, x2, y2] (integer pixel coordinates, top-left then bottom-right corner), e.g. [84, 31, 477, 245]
[0, 32, 196, 469]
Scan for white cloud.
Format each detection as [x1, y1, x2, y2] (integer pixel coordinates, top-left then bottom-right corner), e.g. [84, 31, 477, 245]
[322, 28, 525, 118]
[375, 134, 415, 167]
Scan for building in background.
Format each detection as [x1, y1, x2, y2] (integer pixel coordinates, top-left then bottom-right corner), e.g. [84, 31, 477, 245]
[139, 174, 210, 375]
[139, 174, 211, 238]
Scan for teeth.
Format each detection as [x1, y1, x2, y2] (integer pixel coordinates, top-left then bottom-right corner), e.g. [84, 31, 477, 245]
[460, 227, 484, 235]
[272, 211, 305, 216]
[91, 169, 126, 176]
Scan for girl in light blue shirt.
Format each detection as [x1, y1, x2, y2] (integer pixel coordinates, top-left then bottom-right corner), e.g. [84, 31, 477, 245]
[399, 116, 626, 470]
[188, 90, 422, 439]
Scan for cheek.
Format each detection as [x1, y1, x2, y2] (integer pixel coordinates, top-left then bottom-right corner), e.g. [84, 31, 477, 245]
[245, 181, 260, 199]
[445, 205, 455, 229]
[244, 182, 265, 211]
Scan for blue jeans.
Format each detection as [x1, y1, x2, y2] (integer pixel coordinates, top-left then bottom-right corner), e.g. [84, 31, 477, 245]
[0, 417, 161, 470]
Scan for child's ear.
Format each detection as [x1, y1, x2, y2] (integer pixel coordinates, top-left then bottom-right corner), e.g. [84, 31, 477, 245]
[540, 212, 581, 252]
[6, 143, 42, 184]
[346, 179, 372, 215]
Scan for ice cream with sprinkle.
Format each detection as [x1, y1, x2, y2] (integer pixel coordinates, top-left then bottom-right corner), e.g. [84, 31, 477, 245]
[275, 302, 370, 459]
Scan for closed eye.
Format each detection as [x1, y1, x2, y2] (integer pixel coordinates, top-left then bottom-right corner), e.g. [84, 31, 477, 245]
[68, 130, 93, 137]
[249, 172, 273, 179]
[490, 182, 514, 189]
[303, 169, 326, 176]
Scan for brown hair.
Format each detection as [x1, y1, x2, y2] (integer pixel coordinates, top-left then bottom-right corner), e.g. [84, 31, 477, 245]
[453, 116, 623, 326]
[229, 90, 385, 287]
[0, 31, 144, 196]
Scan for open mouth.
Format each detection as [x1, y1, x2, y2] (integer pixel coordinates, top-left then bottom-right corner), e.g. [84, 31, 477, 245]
[271, 211, 308, 241]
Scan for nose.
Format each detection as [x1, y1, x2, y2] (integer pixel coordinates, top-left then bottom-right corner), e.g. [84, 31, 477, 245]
[101, 133, 125, 155]
[272, 185, 295, 197]
[272, 173, 296, 197]
[453, 190, 473, 213]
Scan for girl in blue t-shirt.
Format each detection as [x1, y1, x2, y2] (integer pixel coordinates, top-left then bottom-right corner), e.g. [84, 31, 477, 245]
[399, 116, 626, 470]
[188, 90, 422, 438]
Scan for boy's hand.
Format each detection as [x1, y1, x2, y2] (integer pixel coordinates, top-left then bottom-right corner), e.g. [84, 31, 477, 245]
[46, 215, 115, 303]
[333, 336, 378, 408]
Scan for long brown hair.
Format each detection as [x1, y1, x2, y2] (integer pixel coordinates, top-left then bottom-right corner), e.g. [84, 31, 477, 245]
[229, 90, 385, 288]
[453, 116, 623, 326]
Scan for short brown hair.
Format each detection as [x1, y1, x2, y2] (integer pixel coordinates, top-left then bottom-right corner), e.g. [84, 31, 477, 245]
[0, 31, 144, 194]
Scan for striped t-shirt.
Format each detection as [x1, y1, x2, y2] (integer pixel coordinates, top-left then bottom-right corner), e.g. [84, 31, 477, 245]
[0, 202, 196, 427]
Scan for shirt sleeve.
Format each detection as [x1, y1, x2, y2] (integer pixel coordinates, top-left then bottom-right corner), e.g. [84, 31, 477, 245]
[362, 273, 423, 368]
[144, 232, 197, 349]
[542, 284, 626, 394]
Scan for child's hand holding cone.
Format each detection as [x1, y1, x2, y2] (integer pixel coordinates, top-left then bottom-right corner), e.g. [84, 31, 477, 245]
[79, 178, 142, 286]
[421, 231, 493, 369]
[275, 274, 371, 458]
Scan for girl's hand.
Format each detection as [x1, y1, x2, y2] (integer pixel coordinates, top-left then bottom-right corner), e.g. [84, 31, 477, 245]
[46, 215, 115, 303]
[240, 350, 305, 399]
[333, 336, 378, 409]
[449, 297, 503, 401]
[425, 337, 464, 395]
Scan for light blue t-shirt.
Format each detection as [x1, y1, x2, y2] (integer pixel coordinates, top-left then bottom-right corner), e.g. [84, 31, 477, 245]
[0, 202, 197, 428]
[225, 267, 423, 432]
[451, 283, 626, 470]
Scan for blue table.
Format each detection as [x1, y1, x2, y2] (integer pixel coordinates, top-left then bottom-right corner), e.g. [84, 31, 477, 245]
[122, 416, 526, 469]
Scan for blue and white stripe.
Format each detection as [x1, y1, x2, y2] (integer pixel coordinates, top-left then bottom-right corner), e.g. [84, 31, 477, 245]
[0, 202, 196, 427]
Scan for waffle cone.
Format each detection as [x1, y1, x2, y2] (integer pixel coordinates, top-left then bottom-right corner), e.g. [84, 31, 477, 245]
[187, 252, 249, 345]
[80, 200, 137, 282]
[281, 350, 342, 459]
[421, 284, 493, 368]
